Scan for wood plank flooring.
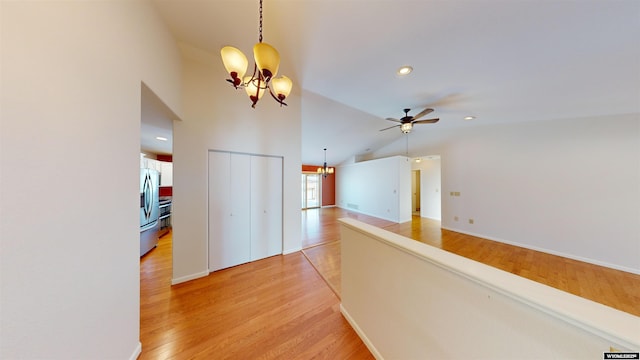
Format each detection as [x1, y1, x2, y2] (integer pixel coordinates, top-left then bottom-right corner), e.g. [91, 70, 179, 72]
[141, 207, 638, 359]
[140, 231, 373, 359]
[301, 207, 640, 317]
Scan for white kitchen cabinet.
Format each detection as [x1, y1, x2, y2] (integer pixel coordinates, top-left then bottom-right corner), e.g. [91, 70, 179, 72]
[208, 151, 282, 272]
[160, 161, 173, 186]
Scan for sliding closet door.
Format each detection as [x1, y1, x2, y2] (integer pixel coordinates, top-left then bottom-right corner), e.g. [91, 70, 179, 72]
[250, 155, 283, 260]
[208, 152, 251, 271]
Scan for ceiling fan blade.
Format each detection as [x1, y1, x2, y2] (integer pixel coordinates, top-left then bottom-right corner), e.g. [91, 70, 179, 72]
[385, 117, 402, 123]
[412, 118, 439, 124]
[379, 124, 401, 131]
[412, 108, 434, 120]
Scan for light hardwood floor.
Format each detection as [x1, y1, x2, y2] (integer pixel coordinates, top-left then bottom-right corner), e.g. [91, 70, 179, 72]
[140, 231, 373, 359]
[140, 207, 639, 359]
[301, 207, 640, 317]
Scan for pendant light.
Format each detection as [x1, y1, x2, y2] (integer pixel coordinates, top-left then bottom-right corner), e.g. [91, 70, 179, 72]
[317, 148, 334, 178]
[220, 0, 293, 108]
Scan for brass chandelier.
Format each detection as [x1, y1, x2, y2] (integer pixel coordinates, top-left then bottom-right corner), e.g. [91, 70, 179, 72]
[220, 0, 292, 108]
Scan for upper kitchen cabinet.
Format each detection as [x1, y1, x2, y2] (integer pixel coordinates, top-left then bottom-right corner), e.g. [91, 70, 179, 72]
[160, 161, 173, 187]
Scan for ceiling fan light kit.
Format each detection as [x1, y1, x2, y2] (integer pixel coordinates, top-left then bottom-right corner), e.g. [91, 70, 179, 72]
[220, 0, 293, 108]
[400, 123, 413, 133]
[380, 108, 440, 133]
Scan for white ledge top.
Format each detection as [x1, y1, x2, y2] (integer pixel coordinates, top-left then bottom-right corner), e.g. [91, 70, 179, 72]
[338, 217, 640, 350]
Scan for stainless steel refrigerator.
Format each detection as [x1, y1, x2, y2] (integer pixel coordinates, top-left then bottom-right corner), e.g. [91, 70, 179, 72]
[140, 168, 160, 256]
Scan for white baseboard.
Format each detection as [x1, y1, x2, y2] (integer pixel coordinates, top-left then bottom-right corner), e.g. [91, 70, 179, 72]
[441, 226, 640, 275]
[336, 205, 400, 224]
[129, 342, 142, 360]
[340, 304, 383, 360]
[422, 215, 441, 221]
[283, 247, 302, 255]
[171, 270, 209, 285]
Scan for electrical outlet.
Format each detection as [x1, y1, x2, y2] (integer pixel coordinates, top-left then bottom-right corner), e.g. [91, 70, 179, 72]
[454, 216, 459, 221]
[455, 192, 461, 196]
[469, 219, 474, 224]
[450, 192, 454, 196]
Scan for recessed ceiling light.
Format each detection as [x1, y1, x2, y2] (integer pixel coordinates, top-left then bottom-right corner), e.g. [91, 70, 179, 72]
[397, 66, 413, 76]
[415, 158, 422, 163]
[464, 116, 475, 120]
[156, 136, 168, 141]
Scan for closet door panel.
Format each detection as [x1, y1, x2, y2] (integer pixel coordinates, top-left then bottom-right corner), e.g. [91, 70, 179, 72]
[208, 151, 231, 271]
[250, 156, 268, 260]
[208, 152, 251, 272]
[228, 153, 252, 267]
[264, 156, 283, 257]
[210, 151, 282, 270]
[250, 156, 282, 260]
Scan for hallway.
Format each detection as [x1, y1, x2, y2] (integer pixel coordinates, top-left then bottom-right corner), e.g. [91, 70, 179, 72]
[139, 231, 373, 359]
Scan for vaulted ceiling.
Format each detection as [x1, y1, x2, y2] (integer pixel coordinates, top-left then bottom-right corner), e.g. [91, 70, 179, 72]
[145, 0, 640, 165]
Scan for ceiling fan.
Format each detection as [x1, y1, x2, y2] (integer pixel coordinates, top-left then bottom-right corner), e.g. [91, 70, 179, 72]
[380, 108, 439, 133]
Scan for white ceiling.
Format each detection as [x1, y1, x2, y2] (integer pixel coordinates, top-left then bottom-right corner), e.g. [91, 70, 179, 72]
[145, 0, 640, 165]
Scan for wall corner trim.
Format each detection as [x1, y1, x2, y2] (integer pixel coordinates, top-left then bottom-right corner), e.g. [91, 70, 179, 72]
[129, 342, 142, 360]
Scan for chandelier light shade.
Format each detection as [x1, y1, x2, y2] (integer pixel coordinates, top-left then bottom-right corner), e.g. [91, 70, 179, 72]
[244, 76, 266, 103]
[220, 46, 248, 86]
[253, 42, 280, 79]
[317, 148, 335, 178]
[271, 76, 293, 101]
[401, 123, 413, 133]
[220, 0, 293, 108]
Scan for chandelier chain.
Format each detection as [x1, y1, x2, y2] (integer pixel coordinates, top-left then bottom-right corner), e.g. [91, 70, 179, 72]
[221, 0, 292, 107]
[258, 0, 263, 43]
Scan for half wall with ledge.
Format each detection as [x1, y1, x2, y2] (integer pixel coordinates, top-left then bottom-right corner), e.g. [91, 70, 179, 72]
[339, 218, 639, 359]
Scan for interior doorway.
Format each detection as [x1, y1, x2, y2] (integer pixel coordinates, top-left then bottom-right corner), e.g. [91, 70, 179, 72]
[412, 170, 421, 215]
[301, 173, 321, 209]
[411, 156, 442, 221]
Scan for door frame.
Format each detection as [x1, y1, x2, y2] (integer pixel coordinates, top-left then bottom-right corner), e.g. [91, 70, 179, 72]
[301, 172, 321, 210]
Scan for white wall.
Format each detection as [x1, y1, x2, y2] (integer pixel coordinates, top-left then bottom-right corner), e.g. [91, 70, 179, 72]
[1, 2, 182, 359]
[340, 219, 640, 359]
[171, 44, 302, 283]
[336, 156, 411, 223]
[412, 158, 442, 220]
[373, 114, 640, 274]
